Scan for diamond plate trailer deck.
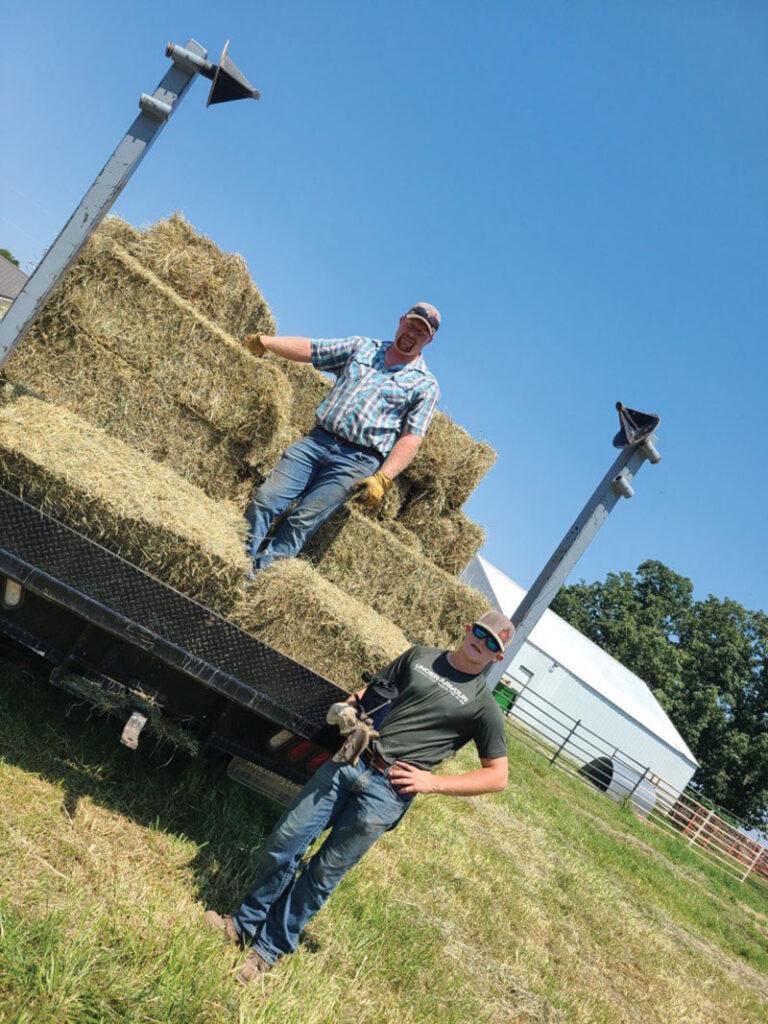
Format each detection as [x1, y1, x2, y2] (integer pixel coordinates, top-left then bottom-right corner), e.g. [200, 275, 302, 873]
[0, 487, 344, 797]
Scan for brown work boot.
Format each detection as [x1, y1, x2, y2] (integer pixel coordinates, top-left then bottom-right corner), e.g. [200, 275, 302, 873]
[237, 948, 272, 985]
[204, 910, 242, 948]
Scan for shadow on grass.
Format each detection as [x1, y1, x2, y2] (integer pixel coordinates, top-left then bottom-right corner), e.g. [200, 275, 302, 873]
[0, 641, 283, 912]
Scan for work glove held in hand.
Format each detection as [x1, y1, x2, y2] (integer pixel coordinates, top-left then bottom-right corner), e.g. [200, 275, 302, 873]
[353, 470, 393, 508]
[332, 719, 380, 765]
[326, 702, 359, 731]
[243, 333, 266, 358]
[326, 701, 379, 765]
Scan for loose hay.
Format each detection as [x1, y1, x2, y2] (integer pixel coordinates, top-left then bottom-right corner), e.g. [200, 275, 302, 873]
[230, 559, 409, 691]
[406, 414, 497, 510]
[116, 213, 276, 339]
[0, 381, 22, 408]
[303, 506, 490, 647]
[0, 397, 249, 613]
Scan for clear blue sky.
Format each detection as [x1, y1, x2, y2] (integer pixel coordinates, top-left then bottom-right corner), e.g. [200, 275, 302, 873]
[2, 2, 767, 612]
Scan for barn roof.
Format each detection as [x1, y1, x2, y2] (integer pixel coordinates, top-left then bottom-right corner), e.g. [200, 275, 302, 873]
[0, 254, 27, 302]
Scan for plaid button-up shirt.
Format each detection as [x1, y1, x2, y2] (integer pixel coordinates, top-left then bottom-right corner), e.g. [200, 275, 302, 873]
[310, 336, 440, 457]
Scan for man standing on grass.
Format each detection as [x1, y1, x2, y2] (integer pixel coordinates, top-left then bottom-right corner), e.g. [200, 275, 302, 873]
[242, 302, 441, 573]
[205, 609, 513, 984]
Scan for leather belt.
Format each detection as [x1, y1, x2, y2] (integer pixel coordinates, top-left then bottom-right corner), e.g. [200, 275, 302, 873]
[361, 749, 392, 774]
[314, 426, 383, 460]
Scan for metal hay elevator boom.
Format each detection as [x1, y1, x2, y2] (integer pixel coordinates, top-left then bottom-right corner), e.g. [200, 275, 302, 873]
[0, 39, 259, 370]
[503, 403, 662, 663]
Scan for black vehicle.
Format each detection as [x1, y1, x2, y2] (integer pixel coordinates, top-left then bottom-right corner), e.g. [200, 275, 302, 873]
[0, 486, 347, 804]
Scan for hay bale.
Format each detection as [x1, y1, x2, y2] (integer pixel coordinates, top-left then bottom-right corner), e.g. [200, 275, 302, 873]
[120, 213, 275, 339]
[393, 484, 448, 535]
[402, 509, 486, 577]
[406, 414, 496, 510]
[303, 506, 490, 647]
[4, 323, 252, 503]
[0, 397, 408, 692]
[97, 216, 142, 248]
[0, 396, 249, 613]
[381, 520, 423, 555]
[262, 354, 333, 438]
[6, 232, 292, 476]
[230, 559, 409, 692]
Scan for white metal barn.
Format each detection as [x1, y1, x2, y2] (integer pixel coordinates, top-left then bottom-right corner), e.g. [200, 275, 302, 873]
[461, 555, 699, 795]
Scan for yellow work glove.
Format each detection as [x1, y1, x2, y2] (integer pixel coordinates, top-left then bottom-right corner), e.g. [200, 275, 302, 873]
[243, 333, 266, 357]
[353, 470, 393, 509]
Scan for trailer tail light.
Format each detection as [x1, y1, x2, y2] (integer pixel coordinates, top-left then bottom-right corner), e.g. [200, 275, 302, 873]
[285, 739, 314, 762]
[2, 577, 24, 609]
[308, 750, 331, 772]
[267, 729, 331, 769]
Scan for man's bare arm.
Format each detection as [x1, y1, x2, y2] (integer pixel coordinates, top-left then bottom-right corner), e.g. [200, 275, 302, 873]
[389, 756, 509, 796]
[379, 432, 423, 480]
[259, 336, 313, 362]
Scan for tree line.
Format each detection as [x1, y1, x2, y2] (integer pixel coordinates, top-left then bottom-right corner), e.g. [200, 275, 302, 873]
[550, 560, 768, 830]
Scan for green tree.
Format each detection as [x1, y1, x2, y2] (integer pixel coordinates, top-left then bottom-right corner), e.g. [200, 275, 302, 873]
[0, 248, 19, 267]
[551, 561, 768, 829]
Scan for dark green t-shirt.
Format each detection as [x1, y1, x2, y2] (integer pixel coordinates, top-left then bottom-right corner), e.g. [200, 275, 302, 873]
[369, 646, 507, 770]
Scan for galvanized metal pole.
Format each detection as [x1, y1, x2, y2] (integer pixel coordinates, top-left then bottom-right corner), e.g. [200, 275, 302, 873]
[504, 434, 661, 664]
[0, 39, 206, 369]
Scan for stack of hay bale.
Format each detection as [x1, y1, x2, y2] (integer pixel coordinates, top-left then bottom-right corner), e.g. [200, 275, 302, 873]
[0, 214, 497, 691]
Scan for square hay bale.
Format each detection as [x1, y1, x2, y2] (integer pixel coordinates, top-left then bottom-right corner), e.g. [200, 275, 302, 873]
[116, 213, 276, 339]
[4, 323, 253, 503]
[392, 484, 448, 535]
[401, 509, 486, 577]
[0, 397, 408, 693]
[262, 354, 333, 438]
[0, 396, 249, 613]
[229, 559, 409, 692]
[7, 229, 293, 476]
[381, 520, 424, 556]
[406, 413, 497, 510]
[303, 506, 490, 648]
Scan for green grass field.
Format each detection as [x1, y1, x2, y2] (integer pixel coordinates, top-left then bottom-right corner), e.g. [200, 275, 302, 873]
[1, 643, 766, 1024]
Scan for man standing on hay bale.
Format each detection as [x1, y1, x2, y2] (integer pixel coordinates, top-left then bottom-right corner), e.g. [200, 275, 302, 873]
[242, 303, 441, 572]
[205, 610, 512, 985]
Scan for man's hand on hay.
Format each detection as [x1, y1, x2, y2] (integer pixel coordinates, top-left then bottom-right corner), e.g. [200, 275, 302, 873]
[243, 333, 266, 358]
[326, 701, 379, 766]
[353, 470, 393, 508]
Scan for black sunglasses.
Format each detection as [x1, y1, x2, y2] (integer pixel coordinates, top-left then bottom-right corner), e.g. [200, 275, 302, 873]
[408, 305, 440, 332]
[471, 623, 501, 653]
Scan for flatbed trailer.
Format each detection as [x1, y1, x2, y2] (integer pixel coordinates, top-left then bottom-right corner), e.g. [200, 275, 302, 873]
[0, 486, 345, 804]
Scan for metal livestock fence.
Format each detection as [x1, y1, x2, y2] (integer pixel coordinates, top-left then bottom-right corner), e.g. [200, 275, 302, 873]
[493, 679, 768, 887]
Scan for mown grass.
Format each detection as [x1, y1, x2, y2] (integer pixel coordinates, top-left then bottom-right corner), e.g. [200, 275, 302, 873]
[0, 642, 766, 1023]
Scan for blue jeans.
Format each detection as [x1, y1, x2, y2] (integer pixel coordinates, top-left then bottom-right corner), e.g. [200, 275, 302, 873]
[232, 757, 413, 965]
[245, 428, 382, 571]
